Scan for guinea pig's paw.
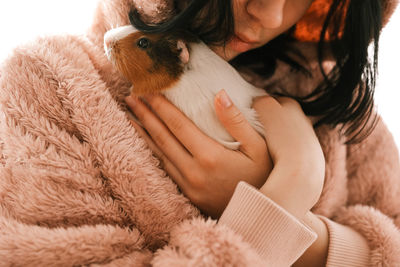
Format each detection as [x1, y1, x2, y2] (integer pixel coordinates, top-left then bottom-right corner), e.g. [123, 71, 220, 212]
[219, 140, 241, 150]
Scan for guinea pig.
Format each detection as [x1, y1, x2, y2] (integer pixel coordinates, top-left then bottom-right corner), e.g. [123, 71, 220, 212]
[104, 25, 267, 150]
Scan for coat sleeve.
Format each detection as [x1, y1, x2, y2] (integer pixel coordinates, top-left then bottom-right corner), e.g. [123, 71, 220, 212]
[0, 35, 197, 265]
[218, 182, 373, 267]
[218, 182, 317, 266]
[151, 181, 316, 267]
[215, 117, 400, 266]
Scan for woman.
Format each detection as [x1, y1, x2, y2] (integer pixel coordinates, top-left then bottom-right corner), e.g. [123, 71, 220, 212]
[1, 0, 399, 265]
[125, 0, 400, 266]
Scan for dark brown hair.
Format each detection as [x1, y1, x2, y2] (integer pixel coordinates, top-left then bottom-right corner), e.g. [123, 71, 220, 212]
[130, 0, 383, 143]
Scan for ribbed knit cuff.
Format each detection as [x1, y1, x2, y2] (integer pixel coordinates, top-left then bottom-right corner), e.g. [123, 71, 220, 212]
[219, 181, 317, 266]
[318, 216, 370, 267]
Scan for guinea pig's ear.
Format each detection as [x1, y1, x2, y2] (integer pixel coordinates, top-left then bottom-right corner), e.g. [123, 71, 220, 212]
[177, 40, 189, 64]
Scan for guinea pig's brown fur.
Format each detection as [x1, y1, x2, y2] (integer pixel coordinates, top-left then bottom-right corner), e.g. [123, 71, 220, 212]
[108, 30, 194, 95]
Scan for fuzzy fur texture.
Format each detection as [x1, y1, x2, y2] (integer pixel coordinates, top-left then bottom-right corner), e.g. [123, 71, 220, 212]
[0, 0, 399, 265]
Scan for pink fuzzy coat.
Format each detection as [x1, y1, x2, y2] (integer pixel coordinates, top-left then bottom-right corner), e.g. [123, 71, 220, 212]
[0, 0, 399, 266]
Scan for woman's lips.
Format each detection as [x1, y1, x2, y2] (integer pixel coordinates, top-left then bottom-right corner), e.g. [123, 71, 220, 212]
[229, 34, 258, 53]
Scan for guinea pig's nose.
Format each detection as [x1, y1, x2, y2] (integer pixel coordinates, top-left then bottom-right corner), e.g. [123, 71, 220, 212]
[104, 37, 116, 50]
[104, 38, 116, 60]
[104, 36, 118, 59]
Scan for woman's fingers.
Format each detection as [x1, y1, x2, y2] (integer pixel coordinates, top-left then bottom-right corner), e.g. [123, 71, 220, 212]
[214, 90, 268, 160]
[125, 95, 196, 174]
[124, 93, 275, 218]
[253, 96, 325, 218]
[142, 94, 222, 157]
[253, 96, 301, 160]
[254, 96, 323, 173]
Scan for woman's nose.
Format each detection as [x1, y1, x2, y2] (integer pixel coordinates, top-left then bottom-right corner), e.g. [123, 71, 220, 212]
[246, 0, 285, 29]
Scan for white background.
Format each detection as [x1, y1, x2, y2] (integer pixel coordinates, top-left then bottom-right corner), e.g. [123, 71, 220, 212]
[0, 0, 399, 146]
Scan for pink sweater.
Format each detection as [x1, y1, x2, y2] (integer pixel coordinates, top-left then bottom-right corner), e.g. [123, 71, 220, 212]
[220, 182, 370, 266]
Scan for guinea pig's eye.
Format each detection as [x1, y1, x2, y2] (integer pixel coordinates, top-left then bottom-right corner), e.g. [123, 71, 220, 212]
[137, 38, 150, 49]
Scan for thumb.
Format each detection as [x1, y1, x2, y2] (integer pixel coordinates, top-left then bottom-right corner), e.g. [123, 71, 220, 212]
[214, 89, 265, 156]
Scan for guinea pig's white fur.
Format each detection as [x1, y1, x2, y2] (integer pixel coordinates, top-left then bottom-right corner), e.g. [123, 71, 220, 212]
[104, 25, 267, 150]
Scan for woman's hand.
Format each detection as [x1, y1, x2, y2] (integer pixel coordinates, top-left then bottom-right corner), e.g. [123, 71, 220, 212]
[125, 90, 273, 218]
[125, 90, 325, 220]
[253, 96, 325, 219]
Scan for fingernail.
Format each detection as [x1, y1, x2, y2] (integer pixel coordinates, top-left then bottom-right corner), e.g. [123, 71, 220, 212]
[125, 95, 137, 106]
[217, 89, 232, 108]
